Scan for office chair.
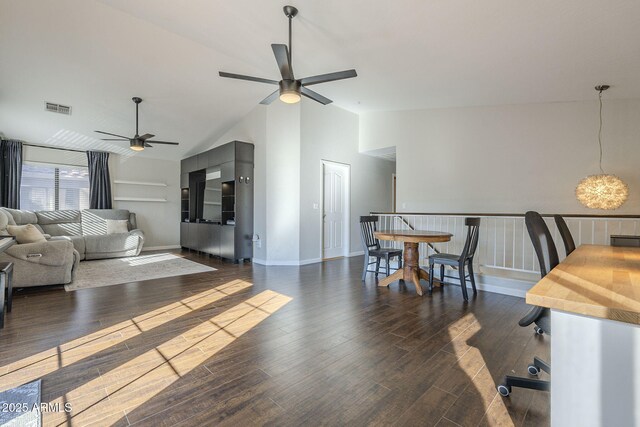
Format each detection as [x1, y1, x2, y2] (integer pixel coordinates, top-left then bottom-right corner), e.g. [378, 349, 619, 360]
[360, 216, 402, 280]
[554, 214, 575, 256]
[498, 211, 555, 396]
[427, 217, 481, 301]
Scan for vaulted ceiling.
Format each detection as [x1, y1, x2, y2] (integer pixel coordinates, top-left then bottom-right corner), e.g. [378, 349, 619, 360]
[1, 0, 639, 159]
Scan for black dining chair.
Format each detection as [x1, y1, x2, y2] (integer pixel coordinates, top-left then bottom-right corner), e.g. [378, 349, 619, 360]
[554, 215, 575, 256]
[427, 217, 480, 301]
[360, 216, 402, 281]
[498, 211, 554, 396]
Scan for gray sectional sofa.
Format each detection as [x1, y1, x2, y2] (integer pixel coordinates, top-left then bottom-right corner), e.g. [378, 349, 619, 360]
[0, 208, 145, 287]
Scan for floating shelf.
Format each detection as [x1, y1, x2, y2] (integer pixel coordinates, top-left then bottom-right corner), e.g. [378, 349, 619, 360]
[114, 180, 167, 187]
[114, 197, 167, 202]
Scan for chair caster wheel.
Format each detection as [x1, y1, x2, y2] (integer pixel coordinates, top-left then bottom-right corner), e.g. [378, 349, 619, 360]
[534, 326, 544, 335]
[497, 384, 511, 397]
[528, 364, 540, 376]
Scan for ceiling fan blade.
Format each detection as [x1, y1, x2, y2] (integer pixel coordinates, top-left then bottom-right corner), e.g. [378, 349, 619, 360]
[301, 87, 332, 105]
[101, 138, 129, 141]
[300, 69, 357, 86]
[95, 130, 131, 139]
[139, 133, 155, 140]
[145, 140, 179, 145]
[144, 143, 153, 148]
[219, 71, 278, 85]
[259, 90, 280, 105]
[271, 44, 293, 80]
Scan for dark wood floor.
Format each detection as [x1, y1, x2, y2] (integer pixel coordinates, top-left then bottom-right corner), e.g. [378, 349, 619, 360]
[0, 252, 549, 426]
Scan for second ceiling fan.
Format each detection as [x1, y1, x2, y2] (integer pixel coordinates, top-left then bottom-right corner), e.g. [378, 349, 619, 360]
[95, 97, 179, 152]
[219, 5, 357, 105]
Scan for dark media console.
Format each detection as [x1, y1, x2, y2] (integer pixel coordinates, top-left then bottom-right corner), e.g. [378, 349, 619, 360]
[180, 141, 254, 263]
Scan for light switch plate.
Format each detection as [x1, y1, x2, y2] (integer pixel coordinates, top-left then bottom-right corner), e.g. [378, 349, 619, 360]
[313, 203, 319, 210]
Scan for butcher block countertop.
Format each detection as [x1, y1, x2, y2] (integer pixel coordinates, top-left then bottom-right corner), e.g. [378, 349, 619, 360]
[526, 244, 640, 325]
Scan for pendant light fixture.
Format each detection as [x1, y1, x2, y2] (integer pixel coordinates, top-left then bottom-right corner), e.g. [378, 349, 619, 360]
[575, 85, 628, 210]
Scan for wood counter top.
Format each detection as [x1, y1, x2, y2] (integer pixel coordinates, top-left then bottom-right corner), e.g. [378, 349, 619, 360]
[526, 244, 640, 325]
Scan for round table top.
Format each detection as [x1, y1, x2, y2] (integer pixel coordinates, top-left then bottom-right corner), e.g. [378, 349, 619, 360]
[375, 229, 452, 244]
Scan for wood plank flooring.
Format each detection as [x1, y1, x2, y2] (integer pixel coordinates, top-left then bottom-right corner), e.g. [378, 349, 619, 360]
[0, 252, 550, 426]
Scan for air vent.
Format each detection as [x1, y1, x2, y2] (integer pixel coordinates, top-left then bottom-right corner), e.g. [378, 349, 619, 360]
[45, 102, 72, 115]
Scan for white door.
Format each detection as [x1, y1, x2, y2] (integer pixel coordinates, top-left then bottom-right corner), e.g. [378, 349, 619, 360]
[323, 161, 349, 259]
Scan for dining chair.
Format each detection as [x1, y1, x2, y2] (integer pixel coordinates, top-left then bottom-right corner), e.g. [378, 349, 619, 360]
[498, 211, 554, 396]
[427, 217, 480, 301]
[360, 216, 402, 281]
[553, 215, 575, 256]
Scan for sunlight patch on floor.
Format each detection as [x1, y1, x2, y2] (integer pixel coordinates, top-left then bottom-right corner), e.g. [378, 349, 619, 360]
[0, 280, 252, 391]
[57, 289, 292, 425]
[116, 252, 187, 267]
[446, 312, 516, 427]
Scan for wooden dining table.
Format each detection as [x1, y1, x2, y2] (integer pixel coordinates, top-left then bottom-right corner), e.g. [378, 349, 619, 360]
[374, 229, 452, 296]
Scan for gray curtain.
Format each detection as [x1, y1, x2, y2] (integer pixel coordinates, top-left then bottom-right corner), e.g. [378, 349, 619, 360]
[0, 139, 23, 209]
[87, 151, 112, 209]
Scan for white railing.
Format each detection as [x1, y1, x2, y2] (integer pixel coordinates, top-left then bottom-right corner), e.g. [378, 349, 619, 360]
[373, 213, 640, 278]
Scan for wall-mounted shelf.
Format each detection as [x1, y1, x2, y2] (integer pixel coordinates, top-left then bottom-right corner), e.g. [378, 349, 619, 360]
[114, 180, 168, 187]
[114, 196, 167, 202]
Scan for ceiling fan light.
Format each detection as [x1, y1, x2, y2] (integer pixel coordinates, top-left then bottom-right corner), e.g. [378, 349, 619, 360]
[279, 91, 301, 104]
[279, 80, 301, 104]
[130, 140, 145, 151]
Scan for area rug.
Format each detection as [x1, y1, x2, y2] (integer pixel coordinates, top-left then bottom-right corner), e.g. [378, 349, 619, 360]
[65, 253, 216, 291]
[0, 380, 41, 427]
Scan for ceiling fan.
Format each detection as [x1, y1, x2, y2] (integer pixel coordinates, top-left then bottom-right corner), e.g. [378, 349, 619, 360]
[219, 5, 357, 105]
[95, 97, 179, 151]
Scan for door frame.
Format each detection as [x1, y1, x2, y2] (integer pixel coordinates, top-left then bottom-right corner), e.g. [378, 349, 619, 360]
[320, 160, 351, 260]
[392, 173, 397, 212]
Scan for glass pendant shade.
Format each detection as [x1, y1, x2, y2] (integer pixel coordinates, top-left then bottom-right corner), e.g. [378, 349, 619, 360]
[576, 174, 628, 210]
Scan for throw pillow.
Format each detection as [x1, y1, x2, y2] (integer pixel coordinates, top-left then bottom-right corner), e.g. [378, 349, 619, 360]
[6, 224, 47, 244]
[105, 219, 129, 234]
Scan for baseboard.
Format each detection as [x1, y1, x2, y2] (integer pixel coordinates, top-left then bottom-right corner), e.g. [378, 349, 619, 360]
[142, 245, 181, 252]
[348, 250, 364, 257]
[252, 258, 303, 266]
[474, 274, 534, 298]
[442, 268, 535, 298]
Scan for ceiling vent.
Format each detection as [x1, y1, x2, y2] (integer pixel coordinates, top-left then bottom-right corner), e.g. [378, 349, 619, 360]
[45, 102, 72, 115]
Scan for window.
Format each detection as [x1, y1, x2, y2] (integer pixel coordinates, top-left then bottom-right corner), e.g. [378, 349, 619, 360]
[20, 162, 90, 211]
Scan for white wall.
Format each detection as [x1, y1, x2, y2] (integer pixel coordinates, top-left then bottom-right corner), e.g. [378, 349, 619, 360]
[203, 105, 268, 261]
[201, 100, 395, 265]
[360, 99, 640, 214]
[110, 154, 180, 249]
[300, 101, 396, 262]
[265, 102, 301, 263]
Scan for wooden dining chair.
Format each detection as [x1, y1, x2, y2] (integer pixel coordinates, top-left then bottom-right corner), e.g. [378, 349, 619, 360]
[427, 217, 480, 301]
[360, 216, 402, 280]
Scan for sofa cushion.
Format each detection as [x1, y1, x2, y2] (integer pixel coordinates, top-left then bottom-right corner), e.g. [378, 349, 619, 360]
[50, 235, 86, 260]
[7, 224, 47, 244]
[84, 233, 141, 259]
[36, 210, 83, 236]
[1, 208, 36, 225]
[82, 209, 131, 236]
[106, 219, 129, 234]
